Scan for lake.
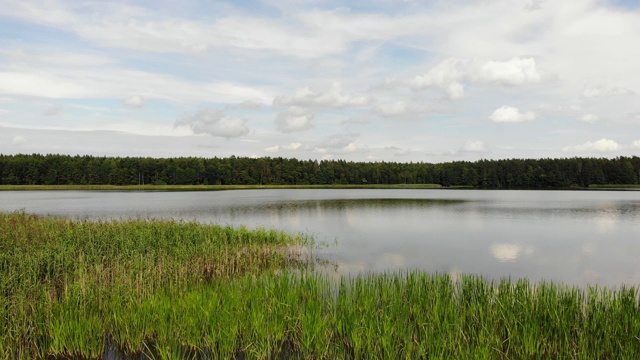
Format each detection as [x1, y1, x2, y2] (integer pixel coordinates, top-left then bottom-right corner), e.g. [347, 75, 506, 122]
[1, 189, 639, 287]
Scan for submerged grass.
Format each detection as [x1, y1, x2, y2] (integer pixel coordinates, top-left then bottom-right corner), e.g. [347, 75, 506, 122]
[2, 212, 640, 359]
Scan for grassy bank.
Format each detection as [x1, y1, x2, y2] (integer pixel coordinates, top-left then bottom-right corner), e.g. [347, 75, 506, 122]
[0, 184, 444, 191]
[0, 212, 312, 359]
[3, 212, 640, 359]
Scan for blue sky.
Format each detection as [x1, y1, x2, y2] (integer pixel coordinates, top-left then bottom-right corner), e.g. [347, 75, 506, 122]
[1, 0, 639, 162]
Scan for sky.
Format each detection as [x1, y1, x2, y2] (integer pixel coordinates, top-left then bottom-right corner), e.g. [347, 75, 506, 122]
[1, 0, 640, 162]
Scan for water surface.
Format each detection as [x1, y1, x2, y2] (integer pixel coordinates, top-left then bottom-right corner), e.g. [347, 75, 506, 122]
[2, 189, 639, 287]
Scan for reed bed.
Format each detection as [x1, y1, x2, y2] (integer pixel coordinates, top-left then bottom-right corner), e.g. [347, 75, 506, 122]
[2, 212, 640, 359]
[0, 212, 311, 359]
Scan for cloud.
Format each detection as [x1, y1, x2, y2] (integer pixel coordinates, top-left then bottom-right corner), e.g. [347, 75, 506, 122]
[562, 138, 621, 153]
[488, 106, 536, 123]
[273, 83, 368, 109]
[409, 57, 541, 99]
[274, 107, 314, 133]
[43, 104, 63, 116]
[315, 134, 360, 154]
[319, 134, 355, 149]
[375, 101, 409, 117]
[283, 142, 302, 150]
[631, 140, 640, 149]
[264, 145, 279, 153]
[12, 136, 26, 145]
[385, 146, 419, 157]
[228, 100, 263, 110]
[459, 140, 489, 153]
[272, 83, 368, 133]
[582, 83, 635, 98]
[525, 0, 545, 11]
[0, 71, 90, 99]
[0, 67, 272, 104]
[342, 114, 371, 125]
[579, 114, 599, 123]
[0, 48, 272, 104]
[123, 95, 145, 108]
[1, 49, 113, 67]
[176, 108, 249, 138]
[374, 100, 431, 118]
[0, 2, 425, 59]
[478, 57, 541, 86]
[410, 58, 467, 99]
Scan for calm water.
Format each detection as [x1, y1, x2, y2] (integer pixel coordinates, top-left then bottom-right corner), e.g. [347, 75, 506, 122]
[2, 189, 640, 287]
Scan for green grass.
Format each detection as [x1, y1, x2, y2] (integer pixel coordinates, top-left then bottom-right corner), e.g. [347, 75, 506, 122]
[0, 184, 443, 191]
[0, 212, 312, 359]
[3, 212, 640, 359]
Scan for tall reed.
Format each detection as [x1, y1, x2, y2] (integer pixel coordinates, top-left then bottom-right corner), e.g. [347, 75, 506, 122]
[0, 211, 310, 359]
[3, 212, 640, 359]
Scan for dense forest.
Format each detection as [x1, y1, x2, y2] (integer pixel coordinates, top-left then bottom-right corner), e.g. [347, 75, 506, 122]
[1, 154, 639, 188]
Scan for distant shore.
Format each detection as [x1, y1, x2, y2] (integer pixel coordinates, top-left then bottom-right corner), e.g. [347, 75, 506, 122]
[1, 184, 639, 191]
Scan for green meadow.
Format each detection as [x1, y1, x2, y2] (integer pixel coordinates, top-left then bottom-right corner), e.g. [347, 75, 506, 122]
[2, 211, 640, 359]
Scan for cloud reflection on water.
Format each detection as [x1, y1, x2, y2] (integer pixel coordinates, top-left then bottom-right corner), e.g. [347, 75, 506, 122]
[490, 243, 535, 263]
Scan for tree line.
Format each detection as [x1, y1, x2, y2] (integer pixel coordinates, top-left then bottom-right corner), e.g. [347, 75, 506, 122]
[1, 154, 639, 188]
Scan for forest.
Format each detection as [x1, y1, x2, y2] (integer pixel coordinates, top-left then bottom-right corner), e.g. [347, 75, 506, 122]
[0, 153, 639, 188]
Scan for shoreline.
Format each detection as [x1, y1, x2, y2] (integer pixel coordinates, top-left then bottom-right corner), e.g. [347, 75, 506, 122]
[1, 184, 639, 191]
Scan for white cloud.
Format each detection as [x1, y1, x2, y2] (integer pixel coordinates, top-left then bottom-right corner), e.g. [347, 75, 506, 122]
[579, 114, 599, 123]
[12, 136, 26, 145]
[410, 56, 541, 99]
[459, 140, 489, 153]
[478, 57, 541, 86]
[342, 114, 371, 125]
[274, 107, 314, 133]
[283, 142, 302, 150]
[314, 143, 358, 154]
[264, 145, 279, 153]
[229, 100, 263, 110]
[176, 108, 249, 138]
[375, 101, 409, 117]
[1, 49, 114, 67]
[273, 83, 368, 109]
[0, 2, 425, 59]
[525, 0, 545, 11]
[0, 71, 91, 99]
[43, 104, 63, 116]
[0, 66, 272, 104]
[489, 106, 536, 123]
[3, 0, 640, 161]
[272, 83, 368, 134]
[562, 138, 621, 153]
[631, 140, 640, 149]
[123, 95, 145, 108]
[315, 134, 361, 154]
[319, 134, 354, 149]
[582, 83, 635, 98]
[374, 100, 431, 118]
[409, 57, 540, 100]
[410, 58, 466, 99]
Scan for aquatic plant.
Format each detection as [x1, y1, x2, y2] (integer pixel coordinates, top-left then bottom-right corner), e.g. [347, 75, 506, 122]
[2, 211, 640, 359]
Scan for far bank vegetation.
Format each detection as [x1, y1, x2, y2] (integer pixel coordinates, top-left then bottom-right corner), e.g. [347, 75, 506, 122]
[1, 154, 639, 188]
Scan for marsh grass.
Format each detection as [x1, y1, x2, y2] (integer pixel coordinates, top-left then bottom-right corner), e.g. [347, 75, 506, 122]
[0, 212, 311, 359]
[3, 212, 640, 359]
